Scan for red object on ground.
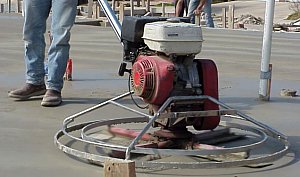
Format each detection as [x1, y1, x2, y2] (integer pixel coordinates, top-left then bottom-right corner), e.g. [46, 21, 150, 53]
[108, 127, 154, 141]
[64, 58, 72, 81]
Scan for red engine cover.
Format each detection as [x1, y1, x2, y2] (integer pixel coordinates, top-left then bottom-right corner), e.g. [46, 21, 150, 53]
[193, 59, 220, 130]
[131, 55, 175, 105]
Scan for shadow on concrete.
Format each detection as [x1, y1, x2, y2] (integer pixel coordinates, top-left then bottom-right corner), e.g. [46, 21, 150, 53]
[220, 96, 266, 110]
[221, 96, 300, 111]
[284, 136, 300, 165]
[62, 97, 108, 105]
[62, 96, 146, 110]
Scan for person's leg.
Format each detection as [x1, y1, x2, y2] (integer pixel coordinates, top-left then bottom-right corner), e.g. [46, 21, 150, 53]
[203, 0, 214, 27]
[8, 0, 51, 100]
[184, 0, 190, 16]
[41, 0, 77, 106]
[23, 0, 51, 85]
[187, 0, 199, 23]
[175, 0, 184, 17]
[46, 0, 77, 92]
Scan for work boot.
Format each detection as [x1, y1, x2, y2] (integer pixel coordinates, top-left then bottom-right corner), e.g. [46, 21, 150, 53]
[8, 83, 46, 100]
[41, 89, 62, 107]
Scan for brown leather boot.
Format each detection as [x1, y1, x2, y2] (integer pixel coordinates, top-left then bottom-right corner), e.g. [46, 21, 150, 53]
[8, 83, 46, 100]
[41, 89, 62, 107]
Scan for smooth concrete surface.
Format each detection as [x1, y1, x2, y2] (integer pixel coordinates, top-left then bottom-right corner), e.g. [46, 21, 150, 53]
[0, 13, 300, 177]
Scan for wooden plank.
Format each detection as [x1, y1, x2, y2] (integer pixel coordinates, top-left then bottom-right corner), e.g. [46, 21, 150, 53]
[146, 0, 150, 12]
[130, 0, 134, 16]
[192, 143, 249, 162]
[222, 7, 227, 28]
[119, 3, 125, 23]
[104, 159, 136, 177]
[88, 0, 93, 18]
[161, 2, 166, 17]
[193, 128, 230, 141]
[228, 5, 235, 29]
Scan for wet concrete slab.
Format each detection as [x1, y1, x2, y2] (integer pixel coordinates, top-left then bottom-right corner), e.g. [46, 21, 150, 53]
[0, 13, 299, 177]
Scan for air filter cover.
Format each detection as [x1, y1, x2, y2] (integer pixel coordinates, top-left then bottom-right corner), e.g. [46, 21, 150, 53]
[143, 21, 203, 55]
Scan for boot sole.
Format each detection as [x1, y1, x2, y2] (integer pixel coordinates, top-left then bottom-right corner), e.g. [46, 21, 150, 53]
[8, 90, 47, 100]
[41, 99, 62, 107]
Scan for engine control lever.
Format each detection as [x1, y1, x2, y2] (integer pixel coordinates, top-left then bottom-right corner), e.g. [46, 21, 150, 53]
[118, 62, 131, 76]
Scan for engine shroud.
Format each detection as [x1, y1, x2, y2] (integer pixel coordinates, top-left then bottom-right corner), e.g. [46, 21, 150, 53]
[131, 55, 175, 105]
[131, 55, 220, 130]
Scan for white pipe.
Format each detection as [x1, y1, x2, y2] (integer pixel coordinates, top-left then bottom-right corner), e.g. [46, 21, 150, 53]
[259, 0, 275, 101]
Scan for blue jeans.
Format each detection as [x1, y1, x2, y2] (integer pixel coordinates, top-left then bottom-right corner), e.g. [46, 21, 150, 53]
[23, 0, 77, 92]
[187, 0, 214, 27]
